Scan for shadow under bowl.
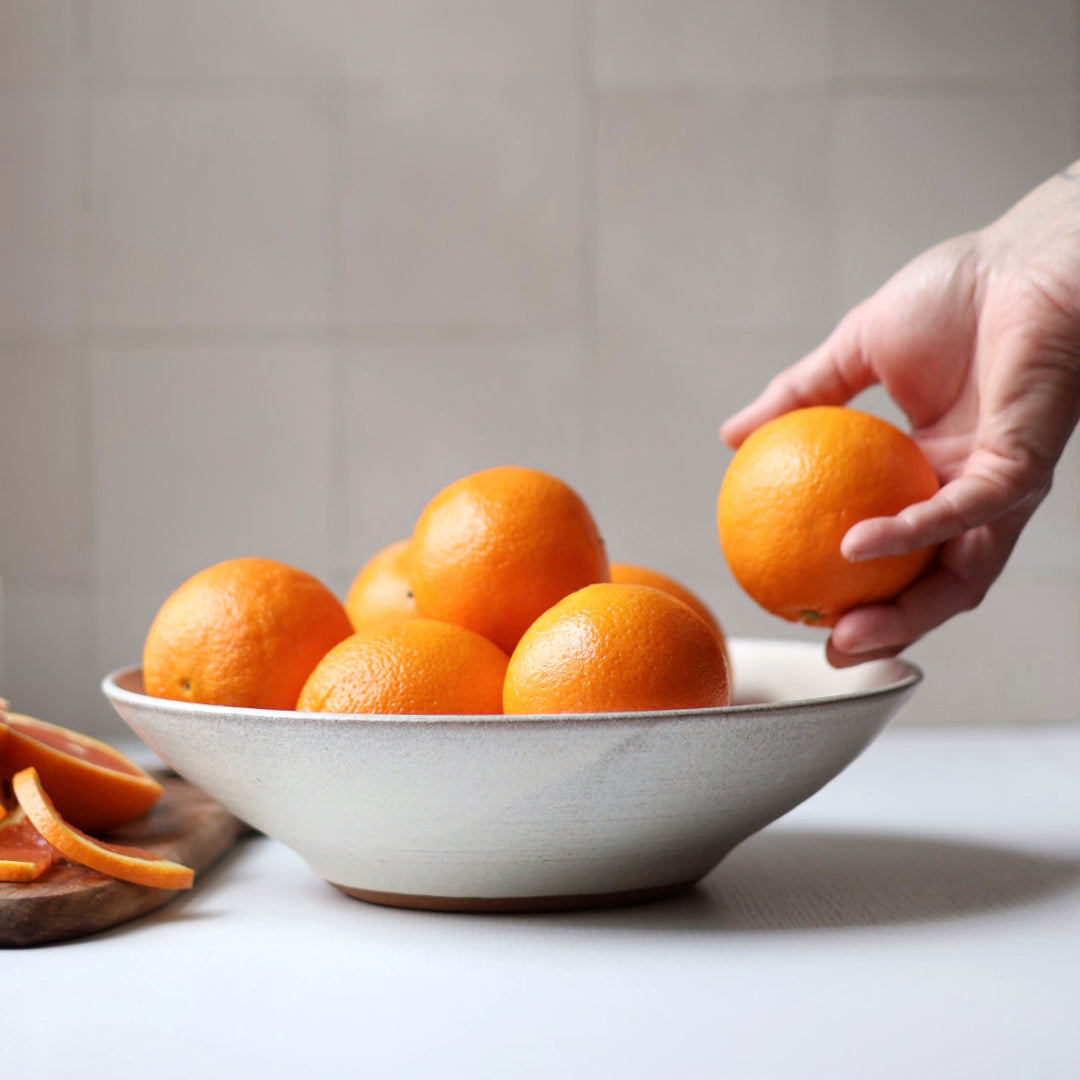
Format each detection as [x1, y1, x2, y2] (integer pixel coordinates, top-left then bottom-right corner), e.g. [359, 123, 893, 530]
[102, 638, 921, 913]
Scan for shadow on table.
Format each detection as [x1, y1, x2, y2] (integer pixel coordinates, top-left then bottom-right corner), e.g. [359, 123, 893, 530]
[546, 828, 1080, 934]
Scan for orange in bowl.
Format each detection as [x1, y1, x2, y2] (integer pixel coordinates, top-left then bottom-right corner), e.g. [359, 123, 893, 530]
[344, 539, 418, 631]
[504, 583, 730, 715]
[143, 557, 353, 710]
[410, 466, 609, 654]
[297, 619, 509, 715]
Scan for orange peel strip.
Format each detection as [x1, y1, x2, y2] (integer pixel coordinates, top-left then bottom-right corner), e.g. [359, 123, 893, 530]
[12, 767, 194, 890]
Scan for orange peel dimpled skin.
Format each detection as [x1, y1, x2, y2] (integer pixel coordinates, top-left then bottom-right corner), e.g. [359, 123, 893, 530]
[503, 583, 730, 715]
[409, 466, 610, 655]
[718, 406, 941, 627]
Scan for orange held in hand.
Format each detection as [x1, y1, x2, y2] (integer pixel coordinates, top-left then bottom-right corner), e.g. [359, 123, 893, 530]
[12, 767, 194, 890]
[344, 539, 418, 631]
[718, 406, 940, 627]
[143, 557, 354, 710]
[410, 466, 609, 654]
[296, 619, 510, 715]
[503, 583, 730, 715]
[0, 712, 163, 833]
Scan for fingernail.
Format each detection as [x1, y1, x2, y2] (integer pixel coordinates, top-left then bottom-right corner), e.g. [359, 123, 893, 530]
[840, 534, 871, 563]
[833, 633, 883, 655]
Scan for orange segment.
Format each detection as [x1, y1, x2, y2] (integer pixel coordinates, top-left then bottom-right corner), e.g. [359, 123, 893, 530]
[1, 712, 164, 833]
[0, 805, 59, 882]
[13, 768, 194, 890]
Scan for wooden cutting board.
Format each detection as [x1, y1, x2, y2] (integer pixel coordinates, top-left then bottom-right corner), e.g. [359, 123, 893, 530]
[0, 775, 248, 948]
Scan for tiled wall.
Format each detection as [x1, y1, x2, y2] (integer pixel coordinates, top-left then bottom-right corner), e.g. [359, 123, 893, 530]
[2, 1, 1078, 733]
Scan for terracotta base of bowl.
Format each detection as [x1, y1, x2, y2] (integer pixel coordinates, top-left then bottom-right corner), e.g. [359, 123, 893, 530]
[332, 879, 696, 913]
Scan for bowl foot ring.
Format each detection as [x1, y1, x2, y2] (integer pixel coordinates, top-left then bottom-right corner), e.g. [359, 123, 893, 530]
[331, 880, 696, 913]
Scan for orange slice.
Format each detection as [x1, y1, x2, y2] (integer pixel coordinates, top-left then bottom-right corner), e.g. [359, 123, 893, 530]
[1, 713, 163, 833]
[0, 804, 59, 883]
[13, 768, 194, 890]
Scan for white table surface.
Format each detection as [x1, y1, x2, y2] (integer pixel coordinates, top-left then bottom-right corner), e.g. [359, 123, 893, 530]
[6, 724, 1078, 1080]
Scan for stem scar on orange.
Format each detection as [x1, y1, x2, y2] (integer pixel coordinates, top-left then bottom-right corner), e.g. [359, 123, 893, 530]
[718, 406, 941, 627]
[344, 539, 418, 631]
[1, 712, 163, 833]
[410, 466, 610, 654]
[13, 767, 195, 890]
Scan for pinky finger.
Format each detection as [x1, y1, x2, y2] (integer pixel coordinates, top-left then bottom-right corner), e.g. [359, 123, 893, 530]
[828, 520, 1019, 659]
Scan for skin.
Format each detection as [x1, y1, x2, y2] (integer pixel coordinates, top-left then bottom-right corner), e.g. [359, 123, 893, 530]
[722, 160, 1080, 666]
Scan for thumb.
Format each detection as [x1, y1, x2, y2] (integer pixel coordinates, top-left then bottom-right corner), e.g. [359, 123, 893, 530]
[720, 305, 878, 447]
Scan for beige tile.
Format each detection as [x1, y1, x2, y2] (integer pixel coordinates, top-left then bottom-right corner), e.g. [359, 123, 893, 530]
[0, 0, 80, 91]
[596, 93, 833, 337]
[837, 0, 1080, 87]
[1, 584, 106, 733]
[1010, 427, 1080, 572]
[92, 345, 335, 584]
[904, 567, 1080, 725]
[0, 347, 92, 580]
[0, 99, 81, 335]
[330, 0, 579, 82]
[592, 0, 831, 88]
[90, 98, 332, 331]
[92, 579, 182, 733]
[89, 0, 331, 88]
[834, 93, 1080, 311]
[582, 333, 824, 603]
[344, 92, 582, 331]
[339, 340, 584, 579]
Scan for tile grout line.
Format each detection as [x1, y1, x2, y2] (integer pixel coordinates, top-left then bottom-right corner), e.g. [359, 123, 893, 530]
[325, 75, 352, 583]
[578, 0, 600, 381]
[76, 0, 97, 602]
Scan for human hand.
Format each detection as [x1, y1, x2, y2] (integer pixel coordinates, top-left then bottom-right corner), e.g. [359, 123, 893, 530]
[721, 162, 1080, 666]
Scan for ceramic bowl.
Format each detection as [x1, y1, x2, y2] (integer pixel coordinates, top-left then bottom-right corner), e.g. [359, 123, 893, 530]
[102, 638, 921, 912]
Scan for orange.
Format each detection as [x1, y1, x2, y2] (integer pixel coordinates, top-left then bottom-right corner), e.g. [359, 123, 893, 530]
[13, 767, 194, 890]
[296, 619, 509, 715]
[718, 406, 940, 627]
[0, 804, 59, 882]
[410, 466, 609, 654]
[143, 557, 354, 710]
[609, 562, 726, 646]
[344, 539, 418, 631]
[1, 712, 163, 833]
[503, 583, 730, 715]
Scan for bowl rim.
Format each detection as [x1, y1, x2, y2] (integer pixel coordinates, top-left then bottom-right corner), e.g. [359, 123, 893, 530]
[102, 637, 923, 728]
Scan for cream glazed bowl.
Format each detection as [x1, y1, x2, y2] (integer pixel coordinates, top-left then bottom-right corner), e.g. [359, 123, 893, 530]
[102, 638, 921, 913]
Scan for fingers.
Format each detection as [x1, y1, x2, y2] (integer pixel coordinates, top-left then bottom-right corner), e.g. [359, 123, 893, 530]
[841, 461, 1039, 562]
[826, 638, 911, 670]
[720, 309, 877, 447]
[828, 506, 1030, 664]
